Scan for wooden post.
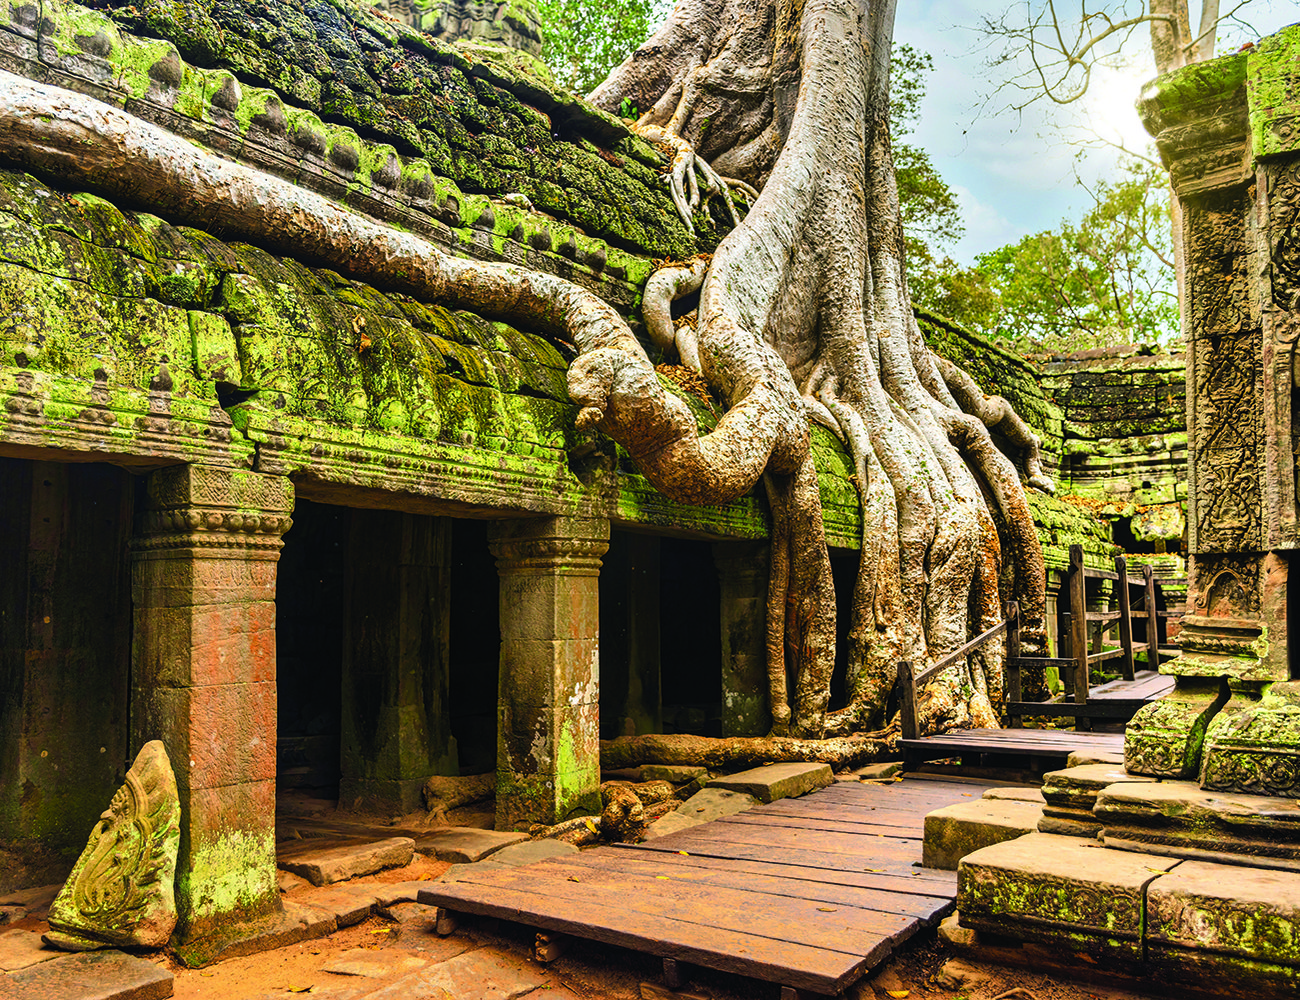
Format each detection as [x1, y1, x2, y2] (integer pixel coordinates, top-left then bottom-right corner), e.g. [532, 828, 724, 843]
[1143, 564, 1160, 668]
[1005, 601, 1023, 728]
[1116, 556, 1136, 681]
[898, 661, 918, 741]
[1068, 545, 1091, 731]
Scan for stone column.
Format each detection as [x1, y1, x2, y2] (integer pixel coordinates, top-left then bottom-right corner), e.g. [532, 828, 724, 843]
[340, 510, 457, 813]
[130, 465, 292, 951]
[714, 540, 771, 737]
[487, 516, 608, 830]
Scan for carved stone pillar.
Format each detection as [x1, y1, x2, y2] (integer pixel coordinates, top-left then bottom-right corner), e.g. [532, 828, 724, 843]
[340, 510, 456, 813]
[130, 465, 292, 952]
[487, 516, 608, 830]
[714, 540, 771, 737]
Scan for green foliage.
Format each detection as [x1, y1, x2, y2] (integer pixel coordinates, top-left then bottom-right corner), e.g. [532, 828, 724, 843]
[964, 157, 1179, 353]
[533, 0, 666, 96]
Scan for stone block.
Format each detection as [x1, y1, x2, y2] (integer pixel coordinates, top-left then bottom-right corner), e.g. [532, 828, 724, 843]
[1125, 679, 1230, 779]
[706, 763, 833, 803]
[1096, 780, 1300, 867]
[640, 765, 708, 784]
[372, 881, 436, 908]
[1067, 749, 1125, 768]
[489, 839, 579, 865]
[364, 945, 547, 1000]
[414, 828, 528, 863]
[673, 787, 759, 823]
[278, 837, 415, 886]
[172, 900, 335, 967]
[1041, 764, 1153, 811]
[296, 886, 377, 927]
[642, 809, 706, 840]
[923, 799, 1044, 870]
[982, 786, 1045, 803]
[853, 762, 905, 780]
[0, 929, 60, 971]
[323, 948, 430, 978]
[1200, 705, 1300, 798]
[4, 948, 174, 999]
[957, 832, 1179, 962]
[1146, 860, 1300, 993]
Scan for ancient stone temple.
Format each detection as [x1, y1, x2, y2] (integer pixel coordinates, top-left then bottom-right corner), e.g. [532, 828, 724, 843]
[0, 0, 1190, 963]
[952, 26, 1300, 996]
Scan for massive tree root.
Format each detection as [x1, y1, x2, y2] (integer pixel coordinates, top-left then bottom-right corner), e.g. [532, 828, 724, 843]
[0, 0, 1049, 750]
[587, 0, 1048, 738]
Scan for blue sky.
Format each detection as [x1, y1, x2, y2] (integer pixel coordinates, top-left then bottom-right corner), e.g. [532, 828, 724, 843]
[893, 1, 1300, 264]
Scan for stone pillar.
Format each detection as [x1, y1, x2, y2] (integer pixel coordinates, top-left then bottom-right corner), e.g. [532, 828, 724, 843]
[487, 516, 608, 830]
[130, 465, 292, 951]
[714, 540, 771, 737]
[340, 510, 457, 813]
[600, 533, 662, 737]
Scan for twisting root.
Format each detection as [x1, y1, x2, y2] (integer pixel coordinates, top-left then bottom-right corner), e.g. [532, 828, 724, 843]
[933, 354, 1056, 494]
[643, 258, 709, 371]
[637, 123, 739, 232]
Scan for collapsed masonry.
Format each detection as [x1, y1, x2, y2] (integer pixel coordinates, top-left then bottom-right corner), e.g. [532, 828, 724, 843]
[0, 0, 1190, 959]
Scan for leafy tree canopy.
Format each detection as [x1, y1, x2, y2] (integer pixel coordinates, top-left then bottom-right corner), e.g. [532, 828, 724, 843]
[917, 157, 1178, 354]
[534, 0, 666, 97]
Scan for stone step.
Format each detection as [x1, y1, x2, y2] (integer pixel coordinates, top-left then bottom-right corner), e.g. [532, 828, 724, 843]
[1097, 780, 1300, 868]
[982, 786, 1045, 804]
[957, 832, 1179, 963]
[1037, 763, 1157, 837]
[922, 798, 1044, 870]
[3, 948, 173, 1000]
[705, 762, 833, 803]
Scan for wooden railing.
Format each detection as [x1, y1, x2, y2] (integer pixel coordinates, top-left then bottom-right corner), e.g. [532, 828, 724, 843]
[899, 545, 1185, 739]
[898, 601, 1017, 741]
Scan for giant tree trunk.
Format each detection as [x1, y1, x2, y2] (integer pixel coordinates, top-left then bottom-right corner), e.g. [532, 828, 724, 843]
[575, 0, 1048, 738]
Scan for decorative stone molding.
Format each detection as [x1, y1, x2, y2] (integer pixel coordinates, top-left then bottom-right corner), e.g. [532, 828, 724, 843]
[45, 741, 180, 951]
[487, 518, 610, 576]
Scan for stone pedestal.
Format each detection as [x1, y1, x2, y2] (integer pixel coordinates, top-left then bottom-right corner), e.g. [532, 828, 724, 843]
[340, 510, 457, 813]
[487, 516, 608, 830]
[130, 465, 292, 946]
[713, 541, 770, 737]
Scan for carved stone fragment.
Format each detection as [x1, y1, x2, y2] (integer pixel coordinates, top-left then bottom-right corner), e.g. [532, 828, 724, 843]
[1201, 706, 1300, 797]
[44, 741, 180, 951]
[1124, 678, 1231, 779]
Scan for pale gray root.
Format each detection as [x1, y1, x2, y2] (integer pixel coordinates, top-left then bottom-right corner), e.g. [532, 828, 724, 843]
[933, 354, 1056, 495]
[600, 731, 897, 771]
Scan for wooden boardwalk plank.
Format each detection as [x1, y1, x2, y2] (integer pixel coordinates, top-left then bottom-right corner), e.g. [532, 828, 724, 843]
[554, 851, 951, 920]
[421, 878, 872, 994]
[423, 775, 988, 995]
[613, 847, 958, 900]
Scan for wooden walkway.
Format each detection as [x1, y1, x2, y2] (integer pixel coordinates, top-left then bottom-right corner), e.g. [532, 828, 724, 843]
[900, 727, 1125, 769]
[418, 776, 1007, 997]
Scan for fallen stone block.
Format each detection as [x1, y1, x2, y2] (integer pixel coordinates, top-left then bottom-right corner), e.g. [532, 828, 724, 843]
[172, 900, 336, 968]
[363, 945, 546, 1000]
[278, 837, 415, 886]
[372, 881, 438, 908]
[853, 762, 904, 781]
[489, 840, 578, 866]
[5, 947, 174, 999]
[414, 828, 528, 864]
[668, 787, 759, 824]
[323, 948, 429, 978]
[0, 928, 61, 971]
[297, 886, 378, 928]
[706, 762, 833, 803]
[45, 741, 180, 952]
[957, 832, 1179, 964]
[923, 798, 1043, 870]
[641, 809, 706, 840]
